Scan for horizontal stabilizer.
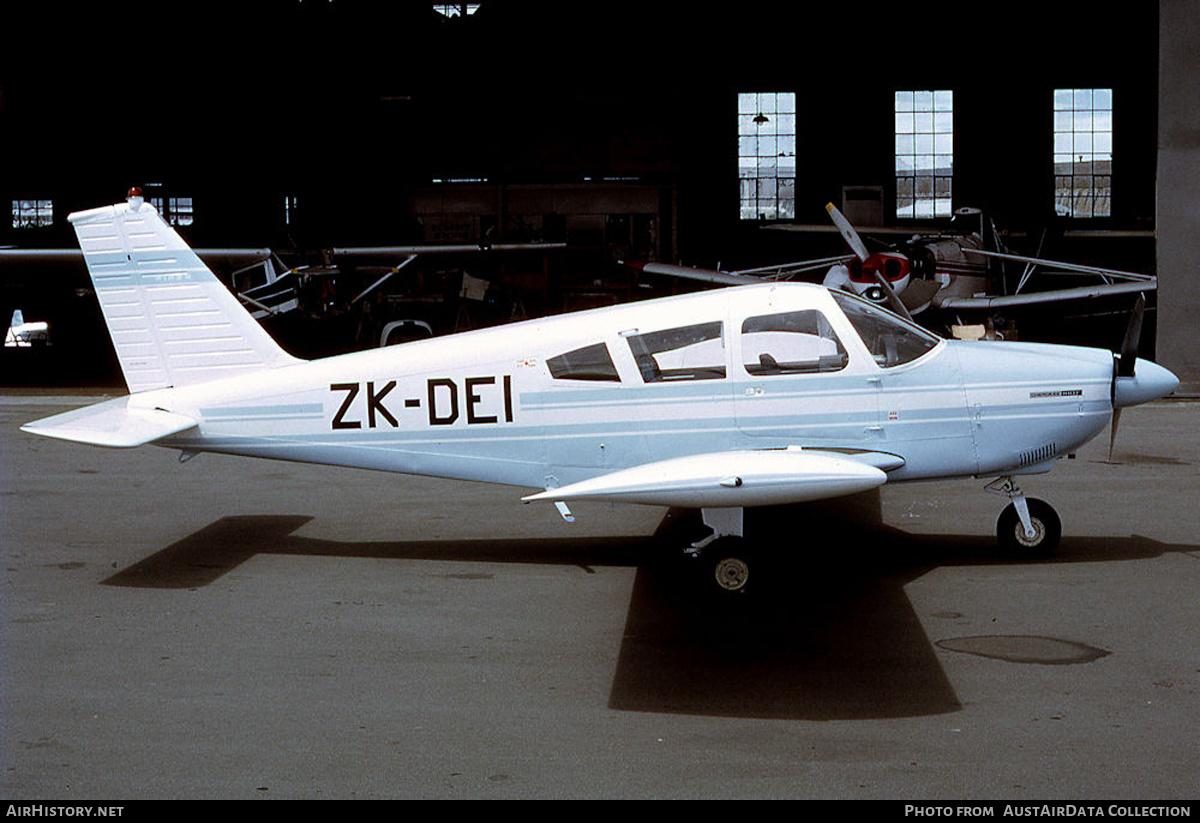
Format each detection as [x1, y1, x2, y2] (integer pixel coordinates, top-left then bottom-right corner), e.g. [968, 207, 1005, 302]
[523, 449, 889, 509]
[21, 396, 197, 448]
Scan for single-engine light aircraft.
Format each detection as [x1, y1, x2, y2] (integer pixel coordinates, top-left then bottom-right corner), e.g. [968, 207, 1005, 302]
[22, 195, 1178, 593]
[5, 310, 50, 348]
[637, 204, 1157, 333]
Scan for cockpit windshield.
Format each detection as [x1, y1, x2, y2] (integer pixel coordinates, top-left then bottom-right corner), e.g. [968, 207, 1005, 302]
[832, 291, 941, 368]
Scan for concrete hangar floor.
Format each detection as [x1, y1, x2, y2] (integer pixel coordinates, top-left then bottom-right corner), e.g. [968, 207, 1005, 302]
[1, 391, 1197, 800]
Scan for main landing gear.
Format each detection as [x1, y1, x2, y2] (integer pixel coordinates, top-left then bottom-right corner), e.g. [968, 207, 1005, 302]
[986, 476, 1061, 557]
[686, 508, 756, 595]
[680, 479, 1060, 597]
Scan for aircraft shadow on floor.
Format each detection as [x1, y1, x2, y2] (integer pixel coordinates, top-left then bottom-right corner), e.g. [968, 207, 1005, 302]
[99, 492, 1192, 721]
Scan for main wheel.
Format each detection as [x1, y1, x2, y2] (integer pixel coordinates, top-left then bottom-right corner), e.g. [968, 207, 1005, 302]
[996, 498, 1061, 557]
[707, 538, 754, 594]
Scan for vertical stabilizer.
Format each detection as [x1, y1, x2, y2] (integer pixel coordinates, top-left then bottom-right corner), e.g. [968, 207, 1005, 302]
[68, 194, 300, 393]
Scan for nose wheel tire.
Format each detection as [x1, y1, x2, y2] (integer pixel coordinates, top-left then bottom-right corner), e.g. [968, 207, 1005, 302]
[997, 498, 1061, 557]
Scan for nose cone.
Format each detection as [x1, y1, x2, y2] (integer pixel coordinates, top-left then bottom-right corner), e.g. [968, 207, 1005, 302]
[1113, 359, 1180, 408]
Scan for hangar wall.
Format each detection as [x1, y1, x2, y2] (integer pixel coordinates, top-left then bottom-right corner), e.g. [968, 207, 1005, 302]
[1156, 0, 1200, 394]
[0, 3, 1175, 385]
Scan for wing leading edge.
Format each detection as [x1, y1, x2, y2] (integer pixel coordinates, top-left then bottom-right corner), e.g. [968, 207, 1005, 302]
[523, 448, 901, 509]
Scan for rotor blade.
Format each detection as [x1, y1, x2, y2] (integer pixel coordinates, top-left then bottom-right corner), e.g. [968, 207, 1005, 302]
[1117, 293, 1146, 378]
[825, 203, 869, 262]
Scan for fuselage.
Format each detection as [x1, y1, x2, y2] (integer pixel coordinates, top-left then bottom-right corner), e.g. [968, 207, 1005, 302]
[139, 283, 1123, 493]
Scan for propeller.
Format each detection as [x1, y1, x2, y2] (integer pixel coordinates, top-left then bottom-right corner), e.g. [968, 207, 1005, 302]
[1109, 293, 1146, 460]
[825, 203, 915, 322]
[825, 202, 869, 262]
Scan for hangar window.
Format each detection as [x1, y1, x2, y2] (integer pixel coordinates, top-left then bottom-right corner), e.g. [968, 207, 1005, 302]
[738, 92, 796, 220]
[11, 199, 53, 229]
[165, 197, 194, 227]
[1053, 88, 1112, 218]
[894, 90, 953, 219]
[741, 310, 848, 375]
[145, 191, 193, 227]
[434, 4, 481, 18]
[283, 195, 299, 227]
[626, 321, 726, 382]
[547, 343, 620, 382]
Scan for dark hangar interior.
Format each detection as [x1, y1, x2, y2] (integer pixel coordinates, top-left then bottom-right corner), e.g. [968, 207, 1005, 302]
[1, 2, 1195, 390]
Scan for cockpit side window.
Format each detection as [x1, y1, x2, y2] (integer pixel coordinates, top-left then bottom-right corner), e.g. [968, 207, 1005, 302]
[832, 292, 940, 367]
[741, 310, 848, 375]
[547, 342, 621, 381]
[625, 321, 726, 382]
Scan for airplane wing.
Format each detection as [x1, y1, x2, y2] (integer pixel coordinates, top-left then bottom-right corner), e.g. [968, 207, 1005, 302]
[631, 262, 763, 286]
[960, 248, 1156, 283]
[937, 247, 1157, 309]
[523, 448, 901, 509]
[0, 248, 274, 261]
[332, 242, 566, 258]
[0, 243, 564, 265]
[20, 396, 197, 448]
[630, 257, 857, 287]
[937, 279, 1153, 310]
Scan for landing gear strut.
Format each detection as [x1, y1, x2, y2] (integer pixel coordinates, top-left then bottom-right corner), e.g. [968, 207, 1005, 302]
[986, 476, 1061, 556]
[686, 508, 755, 594]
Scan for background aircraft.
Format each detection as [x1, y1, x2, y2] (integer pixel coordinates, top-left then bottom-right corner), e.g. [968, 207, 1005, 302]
[20, 194, 1178, 596]
[634, 204, 1157, 341]
[0, 200, 565, 359]
[5, 309, 49, 348]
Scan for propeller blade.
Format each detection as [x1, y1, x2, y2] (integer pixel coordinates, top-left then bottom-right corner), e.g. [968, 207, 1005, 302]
[870, 269, 915, 322]
[1117, 293, 1146, 378]
[1110, 293, 1146, 459]
[1109, 407, 1122, 462]
[826, 203, 870, 262]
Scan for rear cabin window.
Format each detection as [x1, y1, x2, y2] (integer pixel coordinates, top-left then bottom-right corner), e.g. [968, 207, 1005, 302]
[741, 310, 848, 374]
[626, 321, 726, 382]
[547, 342, 620, 381]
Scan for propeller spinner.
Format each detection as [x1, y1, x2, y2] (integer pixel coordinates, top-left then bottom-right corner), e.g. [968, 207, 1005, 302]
[825, 203, 915, 321]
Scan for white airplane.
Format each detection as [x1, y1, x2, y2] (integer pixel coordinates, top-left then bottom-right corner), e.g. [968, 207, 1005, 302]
[21, 194, 1179, 594]
[5, 310, 50, 348]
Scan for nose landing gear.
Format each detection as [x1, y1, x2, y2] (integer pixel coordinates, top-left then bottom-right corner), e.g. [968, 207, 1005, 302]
[987, 476, 1061, 557]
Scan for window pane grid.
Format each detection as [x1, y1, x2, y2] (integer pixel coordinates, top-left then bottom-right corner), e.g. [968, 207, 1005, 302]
[895, 90, 953, 219]
[12, 199, 53, 229]
[1053, 87, 1112, 218]
[738, 92, 796, 220]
